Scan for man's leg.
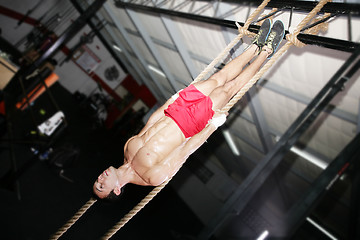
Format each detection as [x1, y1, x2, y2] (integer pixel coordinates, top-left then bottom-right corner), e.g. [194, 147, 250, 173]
[209, 20, 285, 111]
[209, 49, 269, 111]
[193, 44, 260, 96]
[193, 19, 272, 96]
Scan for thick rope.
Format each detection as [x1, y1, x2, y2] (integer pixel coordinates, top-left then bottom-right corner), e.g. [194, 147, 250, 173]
[192, 0, 271, 84]
[50, 198, 97, 240]
[305, 12, 331, 35]
[101, 179, 170, 239]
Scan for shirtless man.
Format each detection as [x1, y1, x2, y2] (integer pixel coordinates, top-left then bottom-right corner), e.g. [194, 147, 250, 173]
[93, 19, 285, 199]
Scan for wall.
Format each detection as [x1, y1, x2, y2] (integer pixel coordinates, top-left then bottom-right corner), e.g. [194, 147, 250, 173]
[0, 0, 127, 97]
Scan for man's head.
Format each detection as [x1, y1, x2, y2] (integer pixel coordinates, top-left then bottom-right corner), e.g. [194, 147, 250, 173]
[93, 166, 122, 199]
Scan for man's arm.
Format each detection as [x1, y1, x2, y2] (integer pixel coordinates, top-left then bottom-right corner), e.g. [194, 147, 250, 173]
[179, 123, 217, 158]
[178, 112, 227, 159]
[146, 123, 218, 186]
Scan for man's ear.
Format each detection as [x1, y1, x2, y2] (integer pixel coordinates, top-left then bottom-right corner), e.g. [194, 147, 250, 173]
[113, 186, 121, 196]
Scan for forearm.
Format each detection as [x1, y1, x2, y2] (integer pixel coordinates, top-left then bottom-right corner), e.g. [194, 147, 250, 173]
[154, 123, 218, 185]
[182, 123, 217, 157]
[181, 112, 228, 157]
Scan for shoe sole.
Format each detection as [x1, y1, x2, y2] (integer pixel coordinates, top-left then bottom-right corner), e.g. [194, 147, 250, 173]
[254, 18, 272, 47]
[267, 20, 285, 59]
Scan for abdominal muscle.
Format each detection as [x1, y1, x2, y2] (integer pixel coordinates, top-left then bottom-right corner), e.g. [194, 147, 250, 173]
[125, 116, 187, 185]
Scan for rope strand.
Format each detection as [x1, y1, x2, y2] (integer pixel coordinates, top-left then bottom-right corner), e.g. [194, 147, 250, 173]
[50, 198, 97, 240]
[101, 179, 170, 239]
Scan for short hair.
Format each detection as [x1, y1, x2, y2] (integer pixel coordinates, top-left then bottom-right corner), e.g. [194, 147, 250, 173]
[104, 186, 125, 202]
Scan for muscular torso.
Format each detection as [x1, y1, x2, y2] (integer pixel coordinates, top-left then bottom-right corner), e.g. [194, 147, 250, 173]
[124, 116, 187, 186]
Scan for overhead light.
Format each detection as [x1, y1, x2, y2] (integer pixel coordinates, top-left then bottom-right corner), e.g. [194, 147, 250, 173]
[222, 130, 240, 156]
[290, 146, 328, 170]
[148, 65, 166, 78]
[306, 217, 338, 240]
[256, 230, 269, 240]
[275, 136, 328, 170]
[113, 45, 122, 52]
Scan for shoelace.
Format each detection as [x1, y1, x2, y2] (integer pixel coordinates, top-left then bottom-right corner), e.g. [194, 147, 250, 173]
[254, 29, 263, 44]
[266, 31, 277, 51]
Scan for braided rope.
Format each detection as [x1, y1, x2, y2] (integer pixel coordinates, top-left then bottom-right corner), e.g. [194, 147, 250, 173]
[192, 0, 271, 84]
[50, 198, 97, 240]
[305, 12, 331, 35]
[101, 179, 170, 239]
[219, 0, 331, 113]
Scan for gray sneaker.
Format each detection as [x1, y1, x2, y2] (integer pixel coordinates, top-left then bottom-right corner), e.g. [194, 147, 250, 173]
[264, 20, 285, 59]
[252, 18, 272, 48]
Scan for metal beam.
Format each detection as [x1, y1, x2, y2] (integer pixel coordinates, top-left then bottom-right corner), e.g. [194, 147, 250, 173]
[358, 98, 360, 134]
[102, 20, 162, 101]
[258, 79, 358, 125]
[198, 46, 360, 239]
[214, 0, 360, 16]
[5, 0, 106, 104]
[25, 0, 106, 77]
[161, 15, 199, 80]
[348, 151, 360, 239]
[70, 0, 129, 75]
[126, 8, 179, 92]
[114, 0, 360, 52]
[104, 3, 168, 101]
[246, 88, 274, 154]
[285, 133, 360, 238]
[230, 124, 265, 154]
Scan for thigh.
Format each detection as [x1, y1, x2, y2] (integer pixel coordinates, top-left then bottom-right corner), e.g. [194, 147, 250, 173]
[208, 82, 235, 111]
[192, 78, 220, 96]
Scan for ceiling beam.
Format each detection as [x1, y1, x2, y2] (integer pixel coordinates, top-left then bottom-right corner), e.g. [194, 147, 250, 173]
[114, 0, 360, 52]
[161, 15, 199, 80]
[126, 8, 180, 92]
[211, 0, 360, 16]
[285, 133, 360, 238]
[104, 3, 169, 101]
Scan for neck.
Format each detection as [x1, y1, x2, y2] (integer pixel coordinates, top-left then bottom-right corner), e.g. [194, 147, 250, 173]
[115, 163, 134, 188]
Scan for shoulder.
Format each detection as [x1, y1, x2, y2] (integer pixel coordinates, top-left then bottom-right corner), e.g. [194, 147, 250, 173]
[124, 135, 143, 161]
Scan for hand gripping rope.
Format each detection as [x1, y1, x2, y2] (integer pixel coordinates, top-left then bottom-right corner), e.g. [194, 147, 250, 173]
[50, 0, 332, 239]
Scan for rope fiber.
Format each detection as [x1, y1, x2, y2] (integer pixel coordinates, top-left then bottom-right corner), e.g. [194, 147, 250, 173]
[51, 0, 332, 239]
[50, 198, 97, 239]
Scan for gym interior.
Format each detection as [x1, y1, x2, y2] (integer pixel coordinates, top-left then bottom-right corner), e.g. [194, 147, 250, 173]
[0, 0, 360, 239]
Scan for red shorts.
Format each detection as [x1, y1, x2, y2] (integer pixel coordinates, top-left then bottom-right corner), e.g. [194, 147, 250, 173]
[164, 85, 214, 138]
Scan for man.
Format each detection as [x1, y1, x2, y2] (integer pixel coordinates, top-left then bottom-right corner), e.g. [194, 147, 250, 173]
[93, 19, 285, 199]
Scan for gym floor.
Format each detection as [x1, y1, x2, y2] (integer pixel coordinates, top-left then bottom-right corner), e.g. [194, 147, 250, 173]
[0, 83, 203, 240]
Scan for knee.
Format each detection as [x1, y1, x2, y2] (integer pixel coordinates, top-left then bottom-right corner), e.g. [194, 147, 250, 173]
[209, 71, 228, 86]
[221, 81, 237, 97]
[213, 83, 233, 97]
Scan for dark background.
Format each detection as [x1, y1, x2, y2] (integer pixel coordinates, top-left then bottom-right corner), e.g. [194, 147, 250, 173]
[0, 83, 203, 240]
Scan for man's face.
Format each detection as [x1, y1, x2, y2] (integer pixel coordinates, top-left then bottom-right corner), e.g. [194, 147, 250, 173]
[93, 166, 118, 198]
